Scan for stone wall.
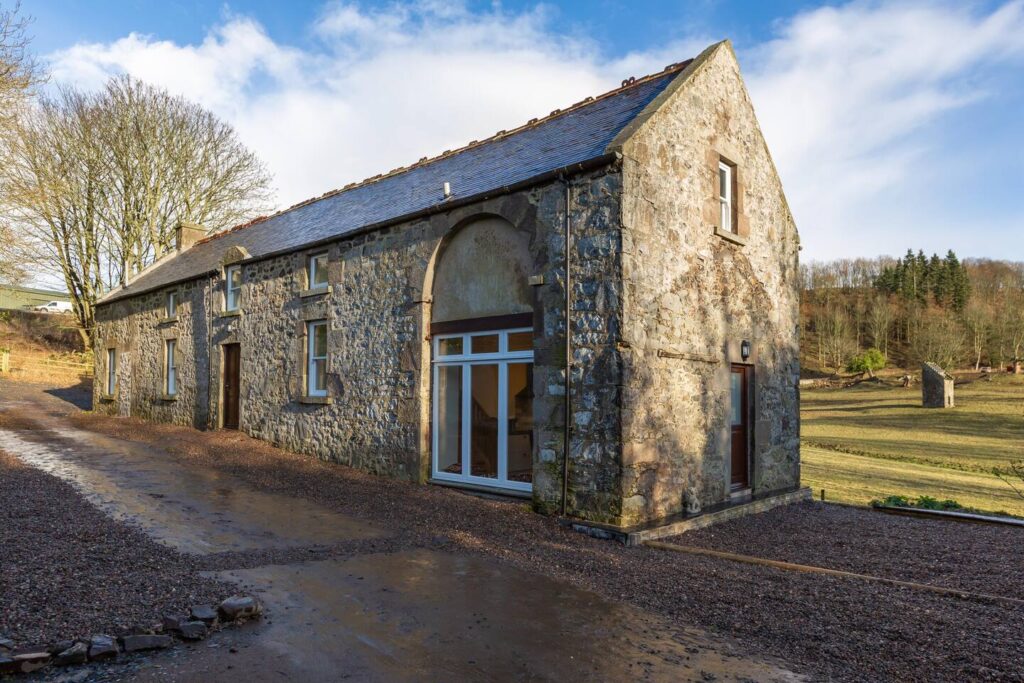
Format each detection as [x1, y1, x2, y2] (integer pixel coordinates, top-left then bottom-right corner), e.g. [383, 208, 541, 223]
[93, 168, 626, 522]
[94, 278, 212, 428]
[617, 43, 801, 526]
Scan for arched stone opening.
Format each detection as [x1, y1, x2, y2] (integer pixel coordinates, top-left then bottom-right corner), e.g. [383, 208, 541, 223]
[421, 215, 536, 493]
[430, 215, 533, 324]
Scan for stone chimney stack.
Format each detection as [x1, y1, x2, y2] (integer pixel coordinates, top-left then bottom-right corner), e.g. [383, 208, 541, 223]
[175, 222, 206, 252]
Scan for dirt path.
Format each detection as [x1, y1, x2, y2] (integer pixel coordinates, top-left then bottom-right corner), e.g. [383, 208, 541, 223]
[0, 381, 801, 683]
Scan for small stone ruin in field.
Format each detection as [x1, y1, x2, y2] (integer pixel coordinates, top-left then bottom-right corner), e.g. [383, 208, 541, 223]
[922, 362, 955, 408]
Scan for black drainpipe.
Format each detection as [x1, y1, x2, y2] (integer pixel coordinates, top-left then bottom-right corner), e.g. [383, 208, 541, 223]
[560, 177, 572, 517]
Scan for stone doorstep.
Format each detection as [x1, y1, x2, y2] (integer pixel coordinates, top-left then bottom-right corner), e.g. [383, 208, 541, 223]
[561, 487, 812, 546]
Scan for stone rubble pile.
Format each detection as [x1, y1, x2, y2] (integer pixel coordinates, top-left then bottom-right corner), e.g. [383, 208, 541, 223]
[0, 595, 260, 676]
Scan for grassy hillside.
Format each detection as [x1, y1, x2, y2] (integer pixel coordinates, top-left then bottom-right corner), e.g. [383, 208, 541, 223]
[801, 374, 1024, 516]
[0, 310, 90, 386]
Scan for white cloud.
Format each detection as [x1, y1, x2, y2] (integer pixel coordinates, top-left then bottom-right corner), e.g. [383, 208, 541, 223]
[46, 2, 701, 208]
[43, 1, 1024, 259]
[743, 1, 1024, 258]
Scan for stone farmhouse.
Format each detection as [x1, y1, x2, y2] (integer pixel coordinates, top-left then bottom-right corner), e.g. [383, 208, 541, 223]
[93, 41, 801, 530]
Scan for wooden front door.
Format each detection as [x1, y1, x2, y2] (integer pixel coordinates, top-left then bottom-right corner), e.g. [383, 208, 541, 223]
[730, 364, 751, 490]
[222, 344, 241, 430]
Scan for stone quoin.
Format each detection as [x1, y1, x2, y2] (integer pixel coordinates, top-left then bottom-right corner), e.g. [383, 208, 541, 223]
[93, 41, 801, 530]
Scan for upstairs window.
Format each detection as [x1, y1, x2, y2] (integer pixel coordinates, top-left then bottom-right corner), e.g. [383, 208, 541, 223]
[306, 320, 328, 397]
[106, 348, 117, 395]
[165, 339, 177, 396]
[308, 252, 329, 290]
[225, 265, 242, 311]
[718, 160, 735, 234]
[166, 291, 178, 318]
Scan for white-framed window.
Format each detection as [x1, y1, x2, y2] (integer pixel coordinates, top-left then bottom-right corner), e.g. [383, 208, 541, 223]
[306, 320, 328, 397]
[308, 252, 328, 290]
[106, 348, 117, 395]
[225, 265, 242, 311]
[719, 160, 734, 234]
[431, 327, 534, 492]
[166, 291, 178, 318]
[164, 339, 177, 396]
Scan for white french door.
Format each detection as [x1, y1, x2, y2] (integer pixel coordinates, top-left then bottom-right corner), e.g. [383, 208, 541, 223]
[432, 328, 534, 492]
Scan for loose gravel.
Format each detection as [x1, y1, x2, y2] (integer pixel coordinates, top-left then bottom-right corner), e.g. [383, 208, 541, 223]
[1, 381, 1022, 683]
[0, 450, 228, 647]
[64, 411, 1024, 683]
[678, 502, 1024, 600]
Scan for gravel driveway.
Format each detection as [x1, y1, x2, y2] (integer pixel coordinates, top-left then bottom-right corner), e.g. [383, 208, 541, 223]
[2, 379, 1023, 682]
[678, 501, 1024, 600]
[0, 449, 227, 646]
[0, 382, 798, 683]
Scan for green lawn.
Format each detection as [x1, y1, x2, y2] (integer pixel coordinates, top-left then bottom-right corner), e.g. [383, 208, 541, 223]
[800, 374, 1024, 516]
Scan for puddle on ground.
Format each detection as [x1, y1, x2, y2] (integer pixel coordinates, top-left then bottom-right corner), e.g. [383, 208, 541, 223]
[116, 550, 804, 682]
[0, 425, 386, 554]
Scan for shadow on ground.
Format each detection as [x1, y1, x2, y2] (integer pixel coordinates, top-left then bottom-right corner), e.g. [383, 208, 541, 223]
[43, 378, 93, 410]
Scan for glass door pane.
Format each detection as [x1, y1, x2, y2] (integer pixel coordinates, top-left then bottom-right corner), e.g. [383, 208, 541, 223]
[507, 362, 533, 483]
[730, 370, 743, 426]
[470, 364, 499, 478]
[436, 365, 463, 475]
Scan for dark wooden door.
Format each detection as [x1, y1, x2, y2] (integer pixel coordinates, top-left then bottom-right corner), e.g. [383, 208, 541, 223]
[222, 344, 240, 430]
[730, 364, 751, 490]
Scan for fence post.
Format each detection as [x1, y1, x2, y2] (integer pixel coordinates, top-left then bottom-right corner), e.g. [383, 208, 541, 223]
[1, 349, 8, 373]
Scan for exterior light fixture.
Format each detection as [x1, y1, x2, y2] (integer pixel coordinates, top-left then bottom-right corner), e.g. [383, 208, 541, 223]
[741, 340, 751, 361]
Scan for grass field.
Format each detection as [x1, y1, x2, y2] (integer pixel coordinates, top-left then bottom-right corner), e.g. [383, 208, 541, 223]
[801, 374, 1024, 516]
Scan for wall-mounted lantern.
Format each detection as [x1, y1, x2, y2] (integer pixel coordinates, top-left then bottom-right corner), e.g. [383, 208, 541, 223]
[740, 340, 751, 361]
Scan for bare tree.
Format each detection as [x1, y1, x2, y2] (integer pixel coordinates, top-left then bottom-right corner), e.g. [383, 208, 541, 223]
[0, 2, 41, 126]
[0, 77, 273, 344]
[866, 293, 895, 357]
[0, 1, 43, 284]
[909, 307, 965, 370]
[962, 295, 992, 371]
[1, 88, 107, 344]
[0, 223, 26, 283]
[816, 302, 854, 374]
[98, 76, 274, 283]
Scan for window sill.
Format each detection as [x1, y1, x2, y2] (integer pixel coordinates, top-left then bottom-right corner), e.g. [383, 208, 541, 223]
[99, 394, 116, 402]
[714, 226, 747, 245]
[298, 395, 333, 405]
[300, 286, 331, 298]
[157, 394, 178, 402]
[218, 309, 242, 318]
[158, 316, 178, 325]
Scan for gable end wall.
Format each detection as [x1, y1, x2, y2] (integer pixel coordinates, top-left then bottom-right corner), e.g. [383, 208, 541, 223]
[618, 43, 801, 525]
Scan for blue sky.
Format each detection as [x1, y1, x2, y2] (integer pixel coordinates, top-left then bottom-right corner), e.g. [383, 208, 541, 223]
[23, 0, 1024, 261]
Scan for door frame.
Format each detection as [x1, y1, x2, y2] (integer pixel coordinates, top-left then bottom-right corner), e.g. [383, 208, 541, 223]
[220, 342, 241, 430]
[431, 327, 533, 493]
[729, 363, 753, 492]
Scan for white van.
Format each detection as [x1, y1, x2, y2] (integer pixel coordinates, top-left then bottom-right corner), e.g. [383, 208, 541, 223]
[34, 300, 73, 314]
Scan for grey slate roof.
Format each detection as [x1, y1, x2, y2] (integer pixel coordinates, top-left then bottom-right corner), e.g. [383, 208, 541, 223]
[101, 61, 690, 304]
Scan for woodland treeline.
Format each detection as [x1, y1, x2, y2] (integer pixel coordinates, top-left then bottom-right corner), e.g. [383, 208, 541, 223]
[802, 250, 1024, 374]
